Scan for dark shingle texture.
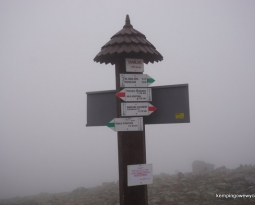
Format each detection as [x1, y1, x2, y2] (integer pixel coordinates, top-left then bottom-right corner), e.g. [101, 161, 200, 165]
[94, 15, 163, 65]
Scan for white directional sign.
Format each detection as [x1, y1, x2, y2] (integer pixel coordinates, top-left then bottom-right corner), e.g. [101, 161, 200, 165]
[127, 164, 153, 186]
[121, 102, 156, 116]
[116, 88, 152, 101]
[120, 74, 155, 87]
[107, 117, 143, 131]
[125, 58, 144, 72]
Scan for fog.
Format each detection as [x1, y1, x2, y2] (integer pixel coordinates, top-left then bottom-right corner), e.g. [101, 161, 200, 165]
[1, 0, 255, 199]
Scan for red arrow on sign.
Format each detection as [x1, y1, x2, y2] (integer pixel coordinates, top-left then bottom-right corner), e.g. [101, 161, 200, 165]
[116, 88, 152, 101]
[116, 92, 125, 98]
[121, 102, 157, 116]
[148, 106, 157, 112]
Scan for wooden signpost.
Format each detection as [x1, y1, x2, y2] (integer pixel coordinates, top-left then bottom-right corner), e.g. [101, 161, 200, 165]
[90, 15, 189, 205]
[114, 57, 149, 204]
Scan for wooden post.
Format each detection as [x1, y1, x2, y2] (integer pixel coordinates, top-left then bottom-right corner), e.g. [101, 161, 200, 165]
[115, 57, 148, 205]
[93, 14, 163, 205]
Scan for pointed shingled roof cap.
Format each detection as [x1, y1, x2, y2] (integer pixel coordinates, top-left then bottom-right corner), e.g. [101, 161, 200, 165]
[123, 14, 132, 28]
[94, 15, 163, 65]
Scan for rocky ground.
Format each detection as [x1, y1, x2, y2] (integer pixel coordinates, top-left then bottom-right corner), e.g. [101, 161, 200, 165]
[0, 164, 254, 205]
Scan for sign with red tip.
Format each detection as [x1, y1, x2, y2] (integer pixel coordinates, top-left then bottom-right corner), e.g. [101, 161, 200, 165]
[148, 106, 157, 112]
[116, 88, 152, 102]
[121, 102, 157, 116]
[116, 92, 125, 98]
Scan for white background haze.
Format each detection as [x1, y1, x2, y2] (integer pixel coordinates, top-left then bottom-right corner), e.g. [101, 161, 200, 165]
[1, 0, 255, 199]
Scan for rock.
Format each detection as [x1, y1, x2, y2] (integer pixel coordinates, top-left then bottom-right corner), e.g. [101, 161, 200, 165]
[214, 182, 231, 191]
[178, 172, 185, 179]
[102, 181, 115, 186]
[149, 197, 160, 203]
[224, 176, 245, 183]
[215, 166, 228, 172]
[159, 172, 170, 178]
[192, 160, 215, 173]
[245, 176, 255, 184]
[181, 178, 192, 182]
[164, 196, 174, 202]
[72, 187, 87, 194]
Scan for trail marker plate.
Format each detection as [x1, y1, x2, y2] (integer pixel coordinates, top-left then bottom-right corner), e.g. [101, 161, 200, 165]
[125, 58, 144, 72]
[121, 102, 156, 116]
[107, 117, 143, 131]
[120, 74, 155, 87]
[116, 88, 152, 101]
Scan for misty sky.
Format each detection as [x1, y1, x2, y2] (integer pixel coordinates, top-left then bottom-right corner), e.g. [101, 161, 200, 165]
[1, 0, 255, 199]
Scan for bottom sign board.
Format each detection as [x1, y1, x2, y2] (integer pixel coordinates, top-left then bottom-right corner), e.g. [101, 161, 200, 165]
[127, 164, 153, 186]
[107, 117, 143, 132]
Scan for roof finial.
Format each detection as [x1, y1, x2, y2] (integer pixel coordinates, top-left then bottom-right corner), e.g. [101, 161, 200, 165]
[123, 14, 133, 28]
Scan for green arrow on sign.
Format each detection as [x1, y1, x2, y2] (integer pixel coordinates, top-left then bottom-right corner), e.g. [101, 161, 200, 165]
[147, 78, 155, 84]
[107, 117, 143, 132]
[107, 122, 115, 128]
[120, 74, 155, 87]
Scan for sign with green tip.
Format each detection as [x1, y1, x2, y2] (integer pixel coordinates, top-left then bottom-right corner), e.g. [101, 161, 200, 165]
[120, 74, 155, 87]
[107, 117, 143, 131]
